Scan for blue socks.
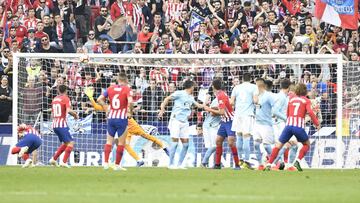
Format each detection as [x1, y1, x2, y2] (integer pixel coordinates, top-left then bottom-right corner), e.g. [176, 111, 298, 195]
[273, 146, 287, 164]
[236, 135, 243, 160]
[178, 143, 189, 166]
[243, 137, 251, 161]
[263, 144, 273, 156]
[169, 141, 178, 166]
[254, 141, 262, 164]
[110, 145, 116, 163]
[202, 147, 216, 165]
[289, 145, 298, 164]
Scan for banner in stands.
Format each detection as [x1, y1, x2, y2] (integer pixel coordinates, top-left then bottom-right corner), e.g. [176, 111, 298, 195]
[0, 124, 17, 165]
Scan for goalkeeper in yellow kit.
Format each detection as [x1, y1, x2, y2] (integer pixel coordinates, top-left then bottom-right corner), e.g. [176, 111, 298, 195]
[85, 87, 169, 167]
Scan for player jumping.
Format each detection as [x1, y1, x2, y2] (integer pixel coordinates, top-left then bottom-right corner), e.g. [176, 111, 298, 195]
[159, 80, 203, 169]
[12, 124, 42, 168]
[49, 85, 79, 168]
[265, 83, 320, 171]
[84, 86, 169, 167]
[204, 79, 240, 170]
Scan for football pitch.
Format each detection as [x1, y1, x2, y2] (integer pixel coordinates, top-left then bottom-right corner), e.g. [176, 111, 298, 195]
[0, 167, 359, 203]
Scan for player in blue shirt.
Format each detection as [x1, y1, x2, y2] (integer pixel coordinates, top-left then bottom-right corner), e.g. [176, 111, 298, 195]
[11, 124, 42, 168]
[159, 80, 203, 169]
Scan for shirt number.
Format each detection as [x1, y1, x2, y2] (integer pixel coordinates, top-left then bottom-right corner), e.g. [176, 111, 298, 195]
[112, 94, 121, 109]
[293, 102, 300, 116]
[53, 103, 62, 117]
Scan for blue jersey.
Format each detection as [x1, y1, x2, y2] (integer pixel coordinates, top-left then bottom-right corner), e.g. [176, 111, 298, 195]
[203, 99, 221, 129]
[231, 82, 258, 116]
[255, 91, 275, 126]
[273, 91, 288, 123]
[170, 90, 196, 122]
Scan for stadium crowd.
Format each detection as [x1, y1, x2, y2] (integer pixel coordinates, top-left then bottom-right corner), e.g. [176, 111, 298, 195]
[0, 0, 359, 123]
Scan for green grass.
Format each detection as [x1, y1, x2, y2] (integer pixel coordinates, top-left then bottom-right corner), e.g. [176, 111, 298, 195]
[0, 167, 359, 203]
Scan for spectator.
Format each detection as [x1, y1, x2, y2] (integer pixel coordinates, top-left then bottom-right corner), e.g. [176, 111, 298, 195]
[22, 76, 42, 124]
[54, 13, 76, 53]
[0, 75, 12, 123]
[35, 0, 51, 19]
[141, 79, 163, 122]
[36, 35, 60, 53]
[83, 30, 97, 53]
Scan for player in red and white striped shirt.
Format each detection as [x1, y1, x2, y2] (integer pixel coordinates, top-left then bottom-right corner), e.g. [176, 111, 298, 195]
[97, 73, 133, 171]
[23, 8, 40, 30]
[204, 78, 240, 169]
[49, 85, 79, 168]
[164, 0, 187, 22]
[265, 83, 320, 171]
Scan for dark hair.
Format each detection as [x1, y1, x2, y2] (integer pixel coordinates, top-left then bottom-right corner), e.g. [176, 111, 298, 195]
[244, 1, 251, 6]
[58, 84, 67, 94]
[243, 72, 251, 82]
[264, 80, 273, 90]
[183, 80, 195, 89]
[295, 83, 308, 96]
[280, 79, 291, 89]
[212, 78, 222, 90]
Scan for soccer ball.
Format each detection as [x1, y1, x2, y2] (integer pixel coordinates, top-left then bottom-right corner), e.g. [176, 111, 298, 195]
[79, 54, 90, 63]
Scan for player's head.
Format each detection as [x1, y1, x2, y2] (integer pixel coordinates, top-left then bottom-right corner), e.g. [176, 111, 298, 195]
[255, 78, 265, 89]
[280, 79, 291, 90]
[264, 80, 273, 91]
[17, 123, 27, 137]
[183, 80, 195, 92]
[242, 72, 251, 82]
[289, 82, 296, 93]
[118, 72, 128, 84]
[58, 84, 67, 95]
[212, 78, 223, 91]
[295, 83, 308, 96]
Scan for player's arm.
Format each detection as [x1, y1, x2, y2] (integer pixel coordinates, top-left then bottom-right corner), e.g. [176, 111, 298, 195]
[272, 99, 287, 121]
[96, 88, 109, 112]
[127, 92, 134, 118]
[84, 87, 106, 111]
[204, 105, 224, 115]
[230, 96, 235, 107]
[66, 97, 78, 119]
[305, 99, 320, 129]
[159, 96, 172, 118]
[193, 101, 204, 109]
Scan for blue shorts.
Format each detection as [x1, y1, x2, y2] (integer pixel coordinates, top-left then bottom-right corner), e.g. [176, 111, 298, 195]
[53, 127, 73, 143]
[217, 121, 235, 137]
[107, 118, 128, 137]
[278, 126, 309, 144]
[16, 134, 42, 154]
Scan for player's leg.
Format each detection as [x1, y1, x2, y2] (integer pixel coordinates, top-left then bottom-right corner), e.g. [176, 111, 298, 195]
[60, 128, 75, 168]
[293, 129, 310, 171]
[12, 137, 29, 157]
[253, 126, 263, 169]
[288, 140, 298, 164]
[236, 133, 243, 161]
[226, 121, 240, 169]
[202, 127, 216, 167]
[125, 135, 144, 167]
[49, 128, 67, 166]
[214, 135, 225, 169]
[140, 132, 169, 156]
[114, 119, 128, 171]
[103, 120, 116, 169]
[168, 119, 180, 169]
[242, 116, 254, 168]
[177, 138, 189, 169]
[264, 127, 292, 171]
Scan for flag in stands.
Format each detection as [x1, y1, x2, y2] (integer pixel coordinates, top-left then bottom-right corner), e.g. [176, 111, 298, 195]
[315, 0, 359, 30]
[189, 11, 205, 35]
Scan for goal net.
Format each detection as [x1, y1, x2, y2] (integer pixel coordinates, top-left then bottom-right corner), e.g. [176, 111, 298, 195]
[11, 53, 359, 168]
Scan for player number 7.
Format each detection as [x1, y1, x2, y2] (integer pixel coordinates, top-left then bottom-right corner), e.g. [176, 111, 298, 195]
[293, 102, 300, 116]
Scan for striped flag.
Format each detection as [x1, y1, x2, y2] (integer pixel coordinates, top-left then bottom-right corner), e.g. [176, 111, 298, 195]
[315, 0, 359, 30]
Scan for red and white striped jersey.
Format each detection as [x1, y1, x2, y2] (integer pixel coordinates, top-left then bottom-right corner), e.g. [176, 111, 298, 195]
[24, 18, 40, 30]
[190, 40, 203, 53]
[286, 96, 319, 128]
[18, 125, 41, 137]
[165, 2, 186, 21]
[52, 95, 71, 128]
[132, 3, 145, 32]
[103, 85, 132, 119]
[216, 90, 234, 122]
[150, 68, 169, 92]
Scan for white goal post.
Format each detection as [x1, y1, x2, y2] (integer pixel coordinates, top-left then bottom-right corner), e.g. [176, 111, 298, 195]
[10, 53, 356, 168]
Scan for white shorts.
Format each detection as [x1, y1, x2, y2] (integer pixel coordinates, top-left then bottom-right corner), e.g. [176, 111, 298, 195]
[168, 118, 190, 139]
[203, 126, 219, 148]
[273, 121, 285, 141]
[252, 123, 274, 145]
[231, 115, 255, 135]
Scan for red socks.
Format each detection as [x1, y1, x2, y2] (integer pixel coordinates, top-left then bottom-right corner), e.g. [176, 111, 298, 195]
[62, 146, 73, 163]
[22, 154, 29, 161]
[284, 148, 290, 163]
[215, 146, 223, 165]
[11, 147, 21, 154]
[104, 144, 112, 163]
[115, 145, 125, 165]
[230, 146, 240, 167]
[53, 144, 67, 160]
[298, 144, 309, 160]
[268, 147, 280, 164]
